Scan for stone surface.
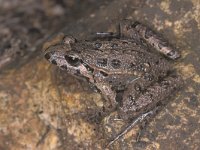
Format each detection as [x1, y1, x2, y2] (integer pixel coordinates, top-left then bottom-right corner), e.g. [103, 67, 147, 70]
[0, 0, 199, 149]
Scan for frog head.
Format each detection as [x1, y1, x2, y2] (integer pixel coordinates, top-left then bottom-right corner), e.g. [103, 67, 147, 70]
[44, 35, 94, 81]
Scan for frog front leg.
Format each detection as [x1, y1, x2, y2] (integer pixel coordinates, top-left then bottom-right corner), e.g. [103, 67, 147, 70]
[119, 73, 182, 121]
[84, 80, 117, 123]
[119, 20, 180, 60]
[95, 82, 117, 111]
[92, 71, 118, 112]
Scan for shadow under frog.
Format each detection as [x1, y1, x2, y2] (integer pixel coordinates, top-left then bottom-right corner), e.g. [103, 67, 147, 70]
[44, 20, 182, 146]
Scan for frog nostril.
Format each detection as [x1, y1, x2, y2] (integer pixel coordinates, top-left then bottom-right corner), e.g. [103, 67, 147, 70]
[44, 53, 51, 60]
[65, 55, 80, 66]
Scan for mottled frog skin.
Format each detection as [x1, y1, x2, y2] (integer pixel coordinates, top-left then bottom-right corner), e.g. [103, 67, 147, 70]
[44, 20, 181, 121]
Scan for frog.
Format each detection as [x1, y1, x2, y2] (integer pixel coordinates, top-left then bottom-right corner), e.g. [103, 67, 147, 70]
[43, 19, 182, 140]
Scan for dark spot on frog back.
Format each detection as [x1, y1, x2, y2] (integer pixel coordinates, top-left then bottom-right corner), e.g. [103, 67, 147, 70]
[96, 58, 107, 67]
[144, 73, 154, 81]
[95, 42, 102, 48]
[92, 42, 104, 52]
[111, 43, 118, 49]
[111, 59, 121, 69]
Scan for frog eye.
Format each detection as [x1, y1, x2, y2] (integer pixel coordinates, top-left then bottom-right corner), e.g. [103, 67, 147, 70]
[65, 55, 80, 66]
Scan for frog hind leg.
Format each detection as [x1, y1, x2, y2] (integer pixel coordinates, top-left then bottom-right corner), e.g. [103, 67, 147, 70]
[107, 74, 182, 147]
[95, 82, 117, 111]
[119, 19, 180, 60]
[119, 73, 182, 120]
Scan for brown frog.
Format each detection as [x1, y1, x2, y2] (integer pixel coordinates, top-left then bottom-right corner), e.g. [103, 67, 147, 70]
[44, 20, 182, 141]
